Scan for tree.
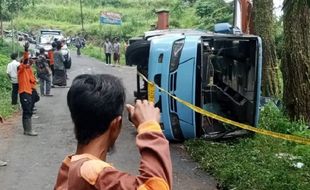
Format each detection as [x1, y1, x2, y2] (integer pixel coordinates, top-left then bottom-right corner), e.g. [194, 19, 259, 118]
[282, 0, 310, 123]
[253, 0, 281, 97]
[0, 0, 3, 36]
[195, 0, 233, 29]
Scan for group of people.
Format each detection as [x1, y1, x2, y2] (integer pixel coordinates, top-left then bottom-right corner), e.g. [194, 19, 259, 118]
[103, 38, 121, 66]
[2, 40, 68, 166]
[3, 38, 173, 190]
[54, 74, 172, 190]
[5, 40, 68, 137]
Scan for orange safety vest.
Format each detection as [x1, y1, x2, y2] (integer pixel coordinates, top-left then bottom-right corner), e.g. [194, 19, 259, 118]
[18, 63, 32, 94]
[48, 50, 54, 65]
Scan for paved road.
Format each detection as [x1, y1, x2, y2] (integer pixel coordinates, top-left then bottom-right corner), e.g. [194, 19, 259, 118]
[0, 53, 218, 190]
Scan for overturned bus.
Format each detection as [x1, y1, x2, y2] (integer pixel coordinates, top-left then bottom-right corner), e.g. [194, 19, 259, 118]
[126, 28, 262, 141]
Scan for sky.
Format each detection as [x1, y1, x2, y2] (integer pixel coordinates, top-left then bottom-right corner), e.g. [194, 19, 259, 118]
[224, 0, 284, 17]
[273, 0, 284, 17]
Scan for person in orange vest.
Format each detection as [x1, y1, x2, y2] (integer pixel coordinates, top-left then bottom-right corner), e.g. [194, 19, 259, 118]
[18, 57, 38, 136]
[54, 74, 172, 190]
[23, 43, 40, 116]
[48, 42, 56, 76]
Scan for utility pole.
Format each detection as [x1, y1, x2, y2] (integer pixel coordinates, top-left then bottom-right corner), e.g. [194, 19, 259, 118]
[80, 0, 84, 32]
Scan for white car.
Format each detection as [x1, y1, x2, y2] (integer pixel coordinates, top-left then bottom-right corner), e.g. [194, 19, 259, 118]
[34, 29, 72, 68]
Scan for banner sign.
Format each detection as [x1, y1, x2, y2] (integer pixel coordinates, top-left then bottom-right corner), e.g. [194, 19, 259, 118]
[100, 12, 122, 25]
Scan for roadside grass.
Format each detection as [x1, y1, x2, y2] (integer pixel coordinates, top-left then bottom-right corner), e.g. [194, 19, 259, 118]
[80, 43, 126, 65]
[185, 103, 310, 190]
[0, 39, 23, 118]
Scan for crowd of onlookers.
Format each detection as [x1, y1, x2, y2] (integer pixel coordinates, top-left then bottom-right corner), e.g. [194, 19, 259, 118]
[1, 36, 130, 166]
[1, 39, 70, 166]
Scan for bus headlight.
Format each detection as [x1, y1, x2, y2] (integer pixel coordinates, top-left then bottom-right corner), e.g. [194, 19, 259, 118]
[170, 39, 185, 72]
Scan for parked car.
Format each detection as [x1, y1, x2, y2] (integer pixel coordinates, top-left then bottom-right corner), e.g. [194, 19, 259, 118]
[126, 27, 262, 141]
[34, 29, 72, 68]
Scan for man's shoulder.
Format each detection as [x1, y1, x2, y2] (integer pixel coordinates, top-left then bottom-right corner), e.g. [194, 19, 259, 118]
[7, 60, 14, 66]
[8, 60, 20, 68]
[69, 154, 114, 185]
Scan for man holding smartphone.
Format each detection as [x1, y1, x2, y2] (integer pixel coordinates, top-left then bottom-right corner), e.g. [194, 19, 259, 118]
[54, 74, 172, 190]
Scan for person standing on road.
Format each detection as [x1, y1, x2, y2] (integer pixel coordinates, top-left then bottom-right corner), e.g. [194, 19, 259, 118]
[18, 58, 38, 136]
[23, 42, 40, 118]
[103, 38, 112, 65]
[53, 41, 67, 87]
[54, 74, 172, 190]
[112, 38, 120, 66]
[48, 42, 56, 76]
[6, 53, 20, 105]
[75, 35, 82, 56]
[36, 48, 52, 96]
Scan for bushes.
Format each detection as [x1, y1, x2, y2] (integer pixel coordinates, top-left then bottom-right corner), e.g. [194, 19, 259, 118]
[14, 0, 204, 42]
[0, 39, 22, 118]
[186, 103, 310, 190]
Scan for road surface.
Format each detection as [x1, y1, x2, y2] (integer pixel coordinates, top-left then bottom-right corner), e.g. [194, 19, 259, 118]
[0, 52, 218, 190]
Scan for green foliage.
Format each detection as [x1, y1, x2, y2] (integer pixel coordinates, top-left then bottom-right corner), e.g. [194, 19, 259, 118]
[275, 17, 284, 58]
[260, 103, 308, 134]
[195, 0, 233, 29]
[81, 41, 127, 65]
[0, 39, 20, 118]
[0, 0, 30, 20]
[80, 44, 104, 61]
[13, 0, 216, 41]
[186, 103, 310, 189]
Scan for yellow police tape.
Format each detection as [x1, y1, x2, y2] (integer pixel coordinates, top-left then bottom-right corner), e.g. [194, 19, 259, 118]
[137, 72, 310, 145]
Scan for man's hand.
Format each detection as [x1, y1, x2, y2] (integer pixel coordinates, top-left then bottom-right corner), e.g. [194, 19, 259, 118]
[126, 100, 160, 128]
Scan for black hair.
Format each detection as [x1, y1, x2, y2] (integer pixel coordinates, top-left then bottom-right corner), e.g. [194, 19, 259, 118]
[23, 58, 29, 65]
[52, 41, 57, 48]
[67, 74, 126, 145]
[56, 41, 62, 50]
[39, 48, 45, 54]
[10, 52, 18, 60]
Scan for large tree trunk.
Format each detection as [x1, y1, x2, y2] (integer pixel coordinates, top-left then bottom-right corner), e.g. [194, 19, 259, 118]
[282, 0, 310, 123]
[0, 0, 3, 37]
[253, 0, 281, 97]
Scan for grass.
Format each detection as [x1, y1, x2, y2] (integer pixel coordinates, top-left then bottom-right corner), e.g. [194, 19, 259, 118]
[185, 103, 310, 190]
[0, 39, 23, 119]
[80, 43, 127, 65]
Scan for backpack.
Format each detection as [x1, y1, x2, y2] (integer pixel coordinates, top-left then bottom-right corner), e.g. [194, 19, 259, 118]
[36, 55, 49, 75]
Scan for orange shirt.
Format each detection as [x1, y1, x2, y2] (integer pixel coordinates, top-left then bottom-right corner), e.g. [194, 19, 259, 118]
[54, 121, 172, 190]
[23, 51, 30, 60]
[48, 50, 54, 65]
[18, 63, 32, 94]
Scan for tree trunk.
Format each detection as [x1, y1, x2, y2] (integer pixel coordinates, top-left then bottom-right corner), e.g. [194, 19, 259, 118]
[253, 0, 281, 97]
[0, 0, 3, 37]
[282, 0, 310, 123]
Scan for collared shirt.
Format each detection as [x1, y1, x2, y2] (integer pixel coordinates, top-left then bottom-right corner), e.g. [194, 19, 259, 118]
[54, 121, 172, 190]
[6, 60, 20, 84]
[113, 42, 120, 54]
[104, 42, 112, 54]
